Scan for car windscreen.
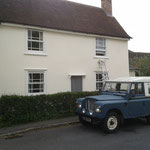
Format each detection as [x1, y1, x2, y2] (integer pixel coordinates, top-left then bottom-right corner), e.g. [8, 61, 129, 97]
[103, 82, 129, 94]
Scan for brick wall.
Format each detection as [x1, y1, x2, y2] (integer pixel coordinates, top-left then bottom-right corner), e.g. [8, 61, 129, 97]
[101, 0, 112, 16]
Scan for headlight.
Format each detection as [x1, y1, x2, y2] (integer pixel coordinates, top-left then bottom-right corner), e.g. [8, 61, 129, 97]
[76, 101, 82, 108]
[95, 106, 101, 112]
[82, 108, 85, 113]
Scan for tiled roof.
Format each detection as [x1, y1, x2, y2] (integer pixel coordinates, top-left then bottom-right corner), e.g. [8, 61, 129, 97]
[0, 0, 130, 39]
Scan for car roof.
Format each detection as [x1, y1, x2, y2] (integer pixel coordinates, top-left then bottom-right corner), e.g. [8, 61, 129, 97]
[106, 77, 150, 83]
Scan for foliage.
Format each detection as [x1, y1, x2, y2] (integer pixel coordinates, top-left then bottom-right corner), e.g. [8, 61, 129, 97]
[0, 91, 99, 128]
[132, 56, 150, 76]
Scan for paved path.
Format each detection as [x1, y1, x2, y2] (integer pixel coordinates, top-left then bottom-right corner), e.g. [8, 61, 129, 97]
[0, 116, 78, 136]
[0, 119, 150, 150]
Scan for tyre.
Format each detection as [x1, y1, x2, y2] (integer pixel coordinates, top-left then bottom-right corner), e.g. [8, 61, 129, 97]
[104, 112, 120, 133]
[79, 116, 92, 126]
[146, 115, 150, 125]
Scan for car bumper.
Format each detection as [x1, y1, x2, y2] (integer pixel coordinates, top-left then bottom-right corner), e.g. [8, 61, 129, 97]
[75, 110, 104, 123]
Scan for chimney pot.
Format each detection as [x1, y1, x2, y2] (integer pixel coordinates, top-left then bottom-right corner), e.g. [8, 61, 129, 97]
[101, 0, 112, 16]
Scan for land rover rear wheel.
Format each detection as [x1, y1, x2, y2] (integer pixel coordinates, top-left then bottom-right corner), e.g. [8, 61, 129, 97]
[104, 112, 120, 133]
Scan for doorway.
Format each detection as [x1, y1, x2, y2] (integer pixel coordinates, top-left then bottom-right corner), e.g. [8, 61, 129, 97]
[71, 76, 82, 92]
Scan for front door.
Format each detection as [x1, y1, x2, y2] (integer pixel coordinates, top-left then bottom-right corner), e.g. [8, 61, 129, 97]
[71, 76, 82, 92]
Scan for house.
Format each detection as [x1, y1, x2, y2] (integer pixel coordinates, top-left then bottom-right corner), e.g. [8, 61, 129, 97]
[0, 0, 130, 96]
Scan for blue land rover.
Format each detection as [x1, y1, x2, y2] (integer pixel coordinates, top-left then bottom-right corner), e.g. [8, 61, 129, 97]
[76, 77, 150, 133]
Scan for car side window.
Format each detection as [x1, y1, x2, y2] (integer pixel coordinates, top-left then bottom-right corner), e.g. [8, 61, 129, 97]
[131, 83, 144, 97]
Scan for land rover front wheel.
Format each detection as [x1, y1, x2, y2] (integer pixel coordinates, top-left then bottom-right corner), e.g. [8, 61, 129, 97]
[104, 112, 120, 133]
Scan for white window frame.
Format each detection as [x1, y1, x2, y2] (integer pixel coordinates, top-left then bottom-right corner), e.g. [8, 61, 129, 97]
[25, 29, 46, 55]
[96, 72, 107, 91]
[26, 69, 47, 95]
[96, 37, 106, 57]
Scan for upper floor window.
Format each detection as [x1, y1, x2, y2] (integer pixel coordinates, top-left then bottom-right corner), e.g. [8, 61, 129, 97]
[96, 38, 106, 56]
[28, 30, 43, 52]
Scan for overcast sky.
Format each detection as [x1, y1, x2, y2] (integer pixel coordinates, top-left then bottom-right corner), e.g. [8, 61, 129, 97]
[68, 0, 150, 53]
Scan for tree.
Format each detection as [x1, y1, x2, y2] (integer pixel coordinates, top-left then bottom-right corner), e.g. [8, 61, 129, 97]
[132, 56, 150, 76]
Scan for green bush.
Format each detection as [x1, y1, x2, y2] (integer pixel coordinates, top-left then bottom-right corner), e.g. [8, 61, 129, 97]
[0, 91, 99, 127]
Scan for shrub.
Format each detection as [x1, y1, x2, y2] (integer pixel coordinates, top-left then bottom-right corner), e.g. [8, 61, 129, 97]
[0, 91, 99, 127]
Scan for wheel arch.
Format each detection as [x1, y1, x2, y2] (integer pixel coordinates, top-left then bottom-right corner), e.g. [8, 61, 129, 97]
[106, 108, 124, 124]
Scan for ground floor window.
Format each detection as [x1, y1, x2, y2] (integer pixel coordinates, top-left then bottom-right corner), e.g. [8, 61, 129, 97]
[27, 71, 46, 95]
[96, 72, 107, 90]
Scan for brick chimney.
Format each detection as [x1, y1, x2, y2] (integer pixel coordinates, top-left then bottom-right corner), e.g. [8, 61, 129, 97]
[101, 0, 112, 16]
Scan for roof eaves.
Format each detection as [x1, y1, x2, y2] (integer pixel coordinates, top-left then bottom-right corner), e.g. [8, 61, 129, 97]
[1, 21, 131, 40]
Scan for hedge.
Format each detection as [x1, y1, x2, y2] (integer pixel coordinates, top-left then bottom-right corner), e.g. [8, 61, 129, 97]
[0, 91, 99, 128]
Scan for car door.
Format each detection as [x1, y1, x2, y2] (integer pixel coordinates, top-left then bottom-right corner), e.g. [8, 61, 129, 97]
[126, 83, 146, 118]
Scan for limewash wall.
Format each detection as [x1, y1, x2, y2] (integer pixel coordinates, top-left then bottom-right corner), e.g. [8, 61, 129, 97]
[0, 24, 129, 95]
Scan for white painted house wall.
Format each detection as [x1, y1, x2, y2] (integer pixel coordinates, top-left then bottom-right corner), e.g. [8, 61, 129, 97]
[0, 24, 129, 96]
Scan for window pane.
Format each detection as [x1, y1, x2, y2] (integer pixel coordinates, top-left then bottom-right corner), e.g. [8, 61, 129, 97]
[29, 73, 33, 82]
[131, 83, 144, 95]
[33, 84, 40, 89]
[32, 73, 41, 82]
[40, 74, 44, 82]
[99, 74, 102, 80]
[28, 30, 32, 39]
[33, 73, 40, 79]
[39, 42, 43, 51]
[32, 41, 39, 50]
[39, 32, 43, 40]
[29, 73, 32, 80]
[96, 38, 105, 50]
[33, 89, 40, 93]
[96, 74, 98, 80]
[96, 82, 103, 90]
[32, 31, 40, 40]
[40, 84, 44, 92]
[96, 50, 106, 56]
[28, 41, 32, 50]
[28, 84, 32, 93]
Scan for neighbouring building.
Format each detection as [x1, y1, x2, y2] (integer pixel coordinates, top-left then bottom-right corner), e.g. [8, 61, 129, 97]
[129, 65, 140, 77]
[0, 0, 130, 96]
[129, 50, 150, 76]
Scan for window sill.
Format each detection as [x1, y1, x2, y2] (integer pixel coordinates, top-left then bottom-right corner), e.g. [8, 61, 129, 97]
[24, 52, 48, 56]
[27, 92, 46, 96]
[94, 56, 109, 59]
